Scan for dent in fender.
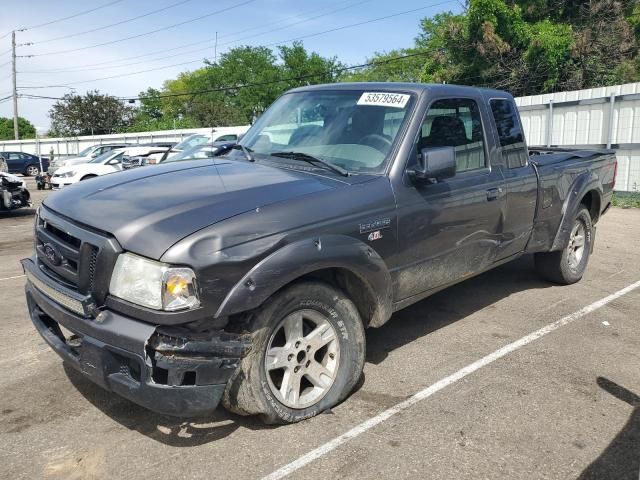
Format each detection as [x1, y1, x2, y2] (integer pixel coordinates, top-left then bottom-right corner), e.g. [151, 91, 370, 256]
[215, 235, 393, 327]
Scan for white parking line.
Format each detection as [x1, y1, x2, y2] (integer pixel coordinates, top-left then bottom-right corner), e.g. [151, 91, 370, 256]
[0, 274, 25, 282]
[261, 279, 640, 480]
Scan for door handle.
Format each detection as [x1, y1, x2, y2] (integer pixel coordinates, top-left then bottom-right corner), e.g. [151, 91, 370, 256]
[486, 187, 503, 201]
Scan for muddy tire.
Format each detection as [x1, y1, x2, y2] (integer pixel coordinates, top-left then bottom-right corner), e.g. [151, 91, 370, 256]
[222, 281, 365, 424]
[534, 207, 593, 285]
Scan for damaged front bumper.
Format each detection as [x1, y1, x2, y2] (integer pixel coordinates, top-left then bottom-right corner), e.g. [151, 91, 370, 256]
[22, 258, 249, 417]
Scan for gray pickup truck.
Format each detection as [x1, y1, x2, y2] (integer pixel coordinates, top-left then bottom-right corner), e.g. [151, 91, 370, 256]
[22, 83, 616, 424]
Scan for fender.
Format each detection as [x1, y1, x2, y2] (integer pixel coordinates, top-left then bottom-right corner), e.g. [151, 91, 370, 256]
[215, 234, 394, 327]
[550, 171, 602, 251]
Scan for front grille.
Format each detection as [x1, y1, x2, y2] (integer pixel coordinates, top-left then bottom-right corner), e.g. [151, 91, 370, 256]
[34, 206, 120, 309]
[87, 247, 98, 291]
[36, 216, 92, 290]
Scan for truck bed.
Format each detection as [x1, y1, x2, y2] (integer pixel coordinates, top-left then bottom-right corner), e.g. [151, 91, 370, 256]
[528, 147, 615, 166]
[525, 147, 617, 254]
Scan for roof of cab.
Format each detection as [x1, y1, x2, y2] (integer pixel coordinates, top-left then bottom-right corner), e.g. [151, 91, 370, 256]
[287, 82, 513, 99]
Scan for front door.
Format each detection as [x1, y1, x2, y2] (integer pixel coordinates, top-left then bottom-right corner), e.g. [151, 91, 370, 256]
[5, 153, 24, 174]
[394, 97, 505, 301]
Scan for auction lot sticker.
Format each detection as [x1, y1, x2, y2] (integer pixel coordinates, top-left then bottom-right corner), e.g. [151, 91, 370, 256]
[357, 92, 410, 108]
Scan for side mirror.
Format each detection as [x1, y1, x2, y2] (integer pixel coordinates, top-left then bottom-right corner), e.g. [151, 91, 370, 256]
[409, 146, 456, 182]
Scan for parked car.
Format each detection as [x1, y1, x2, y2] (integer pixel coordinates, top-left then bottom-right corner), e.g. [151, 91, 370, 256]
[48, 143, 131, 174]
[159, 141, 236, 163]
[22, 83, 616, 423]
[1, 171, 31, 211]
[0, 152, 49, 176]
[50, 146, 171, 188]
[161, 128, 248, 162]
[50, 150, 124, 188]
[134, 142, 176, 164]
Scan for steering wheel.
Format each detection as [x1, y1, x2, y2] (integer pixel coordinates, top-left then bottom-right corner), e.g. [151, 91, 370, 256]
[360, 134, 392, 153]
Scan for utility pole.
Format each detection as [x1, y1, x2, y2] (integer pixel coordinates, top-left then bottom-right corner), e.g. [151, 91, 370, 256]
[11, 31, 19, 140]
[214, 31, 218, 64]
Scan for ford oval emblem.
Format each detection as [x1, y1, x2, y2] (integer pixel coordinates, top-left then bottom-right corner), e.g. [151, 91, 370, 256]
[43, 243, 63, 266]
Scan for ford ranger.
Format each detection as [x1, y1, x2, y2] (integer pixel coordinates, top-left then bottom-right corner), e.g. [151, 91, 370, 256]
[22, 83, 617, 423]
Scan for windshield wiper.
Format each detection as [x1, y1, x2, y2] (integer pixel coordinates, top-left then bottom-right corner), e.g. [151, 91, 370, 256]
[270, 151, 349, 177]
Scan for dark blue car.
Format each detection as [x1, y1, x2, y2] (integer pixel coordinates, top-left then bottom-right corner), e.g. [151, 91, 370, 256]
[0, 152, 49, 176]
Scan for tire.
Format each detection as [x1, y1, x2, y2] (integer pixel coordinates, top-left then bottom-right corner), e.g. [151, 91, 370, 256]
[222, 281, 366, 424]
[80, 174, 97, 181]
[25, 165, 40, 176]
[535, 207, 593, 285]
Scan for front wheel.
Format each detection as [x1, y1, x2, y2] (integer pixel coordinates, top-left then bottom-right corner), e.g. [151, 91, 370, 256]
[534, 207, 593, 284]
[25, 165, 40, 176]
[80, 174, 97, 181]
[222, 281, 365, 424]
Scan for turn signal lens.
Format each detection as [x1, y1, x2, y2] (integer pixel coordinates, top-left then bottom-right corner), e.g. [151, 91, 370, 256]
[162, 268, 200, 311]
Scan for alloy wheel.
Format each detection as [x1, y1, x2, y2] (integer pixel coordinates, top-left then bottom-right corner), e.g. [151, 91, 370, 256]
[264, 309, 340, 409]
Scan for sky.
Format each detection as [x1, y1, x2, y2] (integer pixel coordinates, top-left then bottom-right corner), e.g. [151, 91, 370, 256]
[0, 0, 462, 131]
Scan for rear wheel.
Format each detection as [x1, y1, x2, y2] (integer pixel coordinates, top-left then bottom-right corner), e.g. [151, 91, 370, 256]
[222, 281, 365, 424]
[25, 165, 40, 176]
[535, 207, 593, 284]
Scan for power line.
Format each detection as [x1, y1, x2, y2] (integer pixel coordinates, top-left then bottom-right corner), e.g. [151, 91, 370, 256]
[34, 0, 194, 45]
[215, 0, 371, 48]
[20, 45, 215, 74]
[261, 2, 454, 48]
[17, 0, 367, 73]
[20, 0, 125, 31]
[17, 50, 442, 103]
[23, 1, 454, 88]
[18, 85, 75, 89]
[19, 39, 214, 72]
[29, 0, 259, 57]
[59, 59, 205, 86]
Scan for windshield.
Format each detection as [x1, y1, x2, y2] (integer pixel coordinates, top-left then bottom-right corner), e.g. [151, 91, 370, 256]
[238, 90, 414, 174]
[173, 134, 209, 152]
[77, 146, 96, 157]
[89, 150, 121, 164]
[163, 143, 221, 163]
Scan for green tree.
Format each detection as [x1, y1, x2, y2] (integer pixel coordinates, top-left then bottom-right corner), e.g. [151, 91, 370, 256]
[49, 90, 135, 136]
[0, 116, 36, 140]
[343, 0, 639, 96]
[129, 43, 341, 130]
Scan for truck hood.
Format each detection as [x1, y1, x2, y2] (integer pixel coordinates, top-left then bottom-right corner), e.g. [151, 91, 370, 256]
[43, 159, 341, 259]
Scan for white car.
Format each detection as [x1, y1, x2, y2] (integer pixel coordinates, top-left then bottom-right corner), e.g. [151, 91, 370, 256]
[51, 150, 124, 188]
[48, 143, 131, 173]
[51, 145, 173, 188]
[163, 127, 249, 161]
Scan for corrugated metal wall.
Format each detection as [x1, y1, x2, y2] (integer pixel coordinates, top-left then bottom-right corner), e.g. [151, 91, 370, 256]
[516, 82, 640, 192]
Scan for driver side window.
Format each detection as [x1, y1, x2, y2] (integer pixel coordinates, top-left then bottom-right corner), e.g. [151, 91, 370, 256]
[417, 98, 486, 173]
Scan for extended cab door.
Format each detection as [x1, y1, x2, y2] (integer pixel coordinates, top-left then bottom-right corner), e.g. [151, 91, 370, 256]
[486, 96, 537, 260]
[394, 96, 505, 301]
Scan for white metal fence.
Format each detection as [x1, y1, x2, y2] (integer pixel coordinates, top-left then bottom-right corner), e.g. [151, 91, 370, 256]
[1, 83, 640, 190]
[516, 82, 640, 192]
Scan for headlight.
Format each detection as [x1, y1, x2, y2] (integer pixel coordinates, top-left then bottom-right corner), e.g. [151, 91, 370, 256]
[109, 253, 200, 311]
[60, 171, 76, 178]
